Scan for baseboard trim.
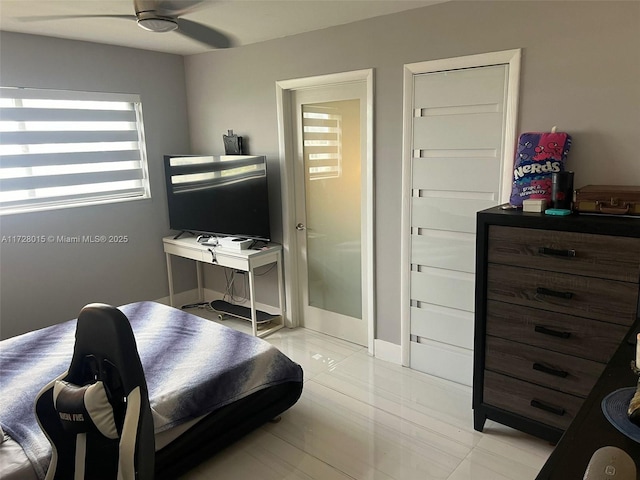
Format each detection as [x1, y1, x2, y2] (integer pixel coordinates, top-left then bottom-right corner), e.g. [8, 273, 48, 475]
[155, 289, 200, 308]
[374, 339, 402, 365]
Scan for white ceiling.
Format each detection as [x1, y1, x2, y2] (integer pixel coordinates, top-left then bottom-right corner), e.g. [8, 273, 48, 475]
[0, 0, 445, 55]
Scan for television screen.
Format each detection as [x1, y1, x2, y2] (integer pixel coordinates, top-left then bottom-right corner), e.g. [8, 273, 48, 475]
[163, 155, 271, 242]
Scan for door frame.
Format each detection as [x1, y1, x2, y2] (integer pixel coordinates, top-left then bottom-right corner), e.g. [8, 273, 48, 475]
[400, 50, 521, 366]
[276, 69, 375, 354]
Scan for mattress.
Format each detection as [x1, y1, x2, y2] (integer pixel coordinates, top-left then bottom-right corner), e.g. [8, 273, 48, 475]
[0, 301, 303, 479]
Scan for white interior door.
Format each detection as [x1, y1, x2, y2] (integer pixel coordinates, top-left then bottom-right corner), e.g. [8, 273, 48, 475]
[402, 51, 520, 386]
[291, 82, 368, 346]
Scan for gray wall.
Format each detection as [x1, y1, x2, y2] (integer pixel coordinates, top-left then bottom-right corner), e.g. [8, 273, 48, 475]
[0, 32, 192, 339]
[183, 1, 640, 345]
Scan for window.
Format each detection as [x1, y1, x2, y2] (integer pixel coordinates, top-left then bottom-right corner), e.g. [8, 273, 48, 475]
[0, 87, 150, 215]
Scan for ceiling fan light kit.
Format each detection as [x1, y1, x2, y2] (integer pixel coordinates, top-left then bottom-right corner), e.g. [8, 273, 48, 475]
[136, 13, 178, 32]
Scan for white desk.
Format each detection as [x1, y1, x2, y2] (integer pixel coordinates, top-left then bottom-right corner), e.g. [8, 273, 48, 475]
[163, 236, 285, 338]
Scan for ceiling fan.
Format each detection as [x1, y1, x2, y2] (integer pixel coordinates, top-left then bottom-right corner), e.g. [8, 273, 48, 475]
[23, 0, 234, 49]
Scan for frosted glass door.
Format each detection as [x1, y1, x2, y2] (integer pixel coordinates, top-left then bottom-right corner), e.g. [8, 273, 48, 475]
[303, 100, 362, 319]
[292, 82, 367, 346]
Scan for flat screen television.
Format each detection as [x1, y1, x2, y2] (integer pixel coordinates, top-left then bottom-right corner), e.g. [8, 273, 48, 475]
[163, 155, 271, 242]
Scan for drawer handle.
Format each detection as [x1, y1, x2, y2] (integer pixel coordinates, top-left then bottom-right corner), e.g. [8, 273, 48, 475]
[533, 362, 569, 378]
[536, 287, 573, 299]
[534, 325, 571, 339]
[530, 399, 565, 416]
[538, 247, 576, 258]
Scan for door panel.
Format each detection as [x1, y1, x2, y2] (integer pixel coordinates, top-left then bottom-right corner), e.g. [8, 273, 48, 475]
[411, 231, 475, 273]
[413, 65, 508, 106]
[411, 197, 496, 234]
[411, 268, 475, 312]
[413, 114, 504, 149]
[413, 155, 501, 192]
[410, 340, 474, 388]
[411, 304, 474, 350]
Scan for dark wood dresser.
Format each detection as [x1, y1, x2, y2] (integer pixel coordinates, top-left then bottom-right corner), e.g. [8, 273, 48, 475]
[473, 206, 640, 443]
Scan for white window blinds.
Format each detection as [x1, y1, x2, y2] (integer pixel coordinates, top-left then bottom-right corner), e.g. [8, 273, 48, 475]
[302, 107, 342, 180]
[0, 87, 150, 215]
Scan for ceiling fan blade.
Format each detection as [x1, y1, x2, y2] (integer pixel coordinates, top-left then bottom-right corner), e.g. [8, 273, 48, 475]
[19, 14, 136, 23]
[175, 18, 234, 49]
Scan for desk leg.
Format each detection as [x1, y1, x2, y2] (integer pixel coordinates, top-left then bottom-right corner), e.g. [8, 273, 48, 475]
[166, 253, 175, 307]
[196, 261, 204, 302]
[248, 269, 258, 337]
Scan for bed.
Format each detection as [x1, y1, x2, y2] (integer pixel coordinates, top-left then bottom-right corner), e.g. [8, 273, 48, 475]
[0, 301, 304, 479]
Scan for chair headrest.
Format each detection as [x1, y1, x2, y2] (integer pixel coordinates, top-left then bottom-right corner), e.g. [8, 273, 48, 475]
[66, 303, 148, 397]
[53, 380, 118, 439]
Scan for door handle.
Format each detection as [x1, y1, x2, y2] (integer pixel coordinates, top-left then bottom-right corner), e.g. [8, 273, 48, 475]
[295, 223, 306, 231]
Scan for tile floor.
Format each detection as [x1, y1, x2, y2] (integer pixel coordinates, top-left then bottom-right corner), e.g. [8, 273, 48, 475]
[179, 307, 554, 480]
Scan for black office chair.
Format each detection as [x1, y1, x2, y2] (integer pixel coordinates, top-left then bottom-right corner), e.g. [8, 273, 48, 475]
[35, 303, 154, 480]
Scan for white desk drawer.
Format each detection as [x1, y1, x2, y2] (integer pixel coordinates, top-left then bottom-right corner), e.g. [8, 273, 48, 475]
[164, 242, 205, 262]
[212, 252, 249, 270]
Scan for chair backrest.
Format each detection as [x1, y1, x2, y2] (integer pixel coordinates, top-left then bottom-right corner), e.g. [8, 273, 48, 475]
[35, 303, 154, 480]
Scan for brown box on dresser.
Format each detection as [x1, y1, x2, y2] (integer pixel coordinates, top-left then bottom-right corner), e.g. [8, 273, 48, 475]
[473, 206, 640, 443]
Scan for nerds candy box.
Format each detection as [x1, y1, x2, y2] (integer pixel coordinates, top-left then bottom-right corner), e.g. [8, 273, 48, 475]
[509, 131, 572, 207]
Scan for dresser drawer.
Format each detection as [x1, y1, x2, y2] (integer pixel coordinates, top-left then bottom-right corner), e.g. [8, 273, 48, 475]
[487, 264, 638, 325]
[488, 226, 640, 282]
[483, 371, 583, 430]
[486, 301, 629, 363]
[484, 336, 604, 398]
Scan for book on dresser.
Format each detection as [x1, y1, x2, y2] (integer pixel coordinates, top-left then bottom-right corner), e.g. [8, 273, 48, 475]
[473, 206, 640, 443]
